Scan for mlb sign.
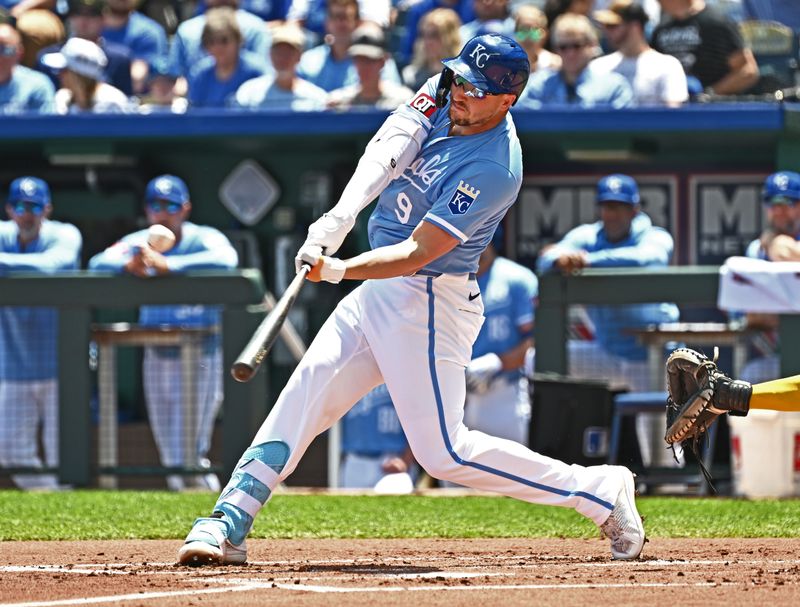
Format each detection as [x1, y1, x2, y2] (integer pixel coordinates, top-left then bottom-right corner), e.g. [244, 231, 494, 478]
[689, 174, 767, 264]
[510, 174, 676, 266]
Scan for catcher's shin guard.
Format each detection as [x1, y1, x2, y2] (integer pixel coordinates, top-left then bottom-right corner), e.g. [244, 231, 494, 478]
[712, 375, 752, 416]
[213, 440, 290, 545]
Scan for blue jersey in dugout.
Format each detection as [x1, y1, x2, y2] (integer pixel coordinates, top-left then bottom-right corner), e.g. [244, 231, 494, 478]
[342, 384, 408, 456]
[472, 256, 538, 380]
[537, 212, 679, 360]
[368, 76, 523, 275]
[88, 222, 238, 328]
[0, 219, 82, 380]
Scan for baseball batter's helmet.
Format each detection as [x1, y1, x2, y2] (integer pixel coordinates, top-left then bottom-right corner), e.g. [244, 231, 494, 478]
[8, 177, 50, 206]
[441, 34, 530, 101]
[762, 171, 800, 204]
[596, 174, 640, 205]
[145, 175, 190, 205]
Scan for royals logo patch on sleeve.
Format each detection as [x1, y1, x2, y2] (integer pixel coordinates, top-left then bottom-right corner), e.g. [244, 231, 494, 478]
[409, 92, 436, 118]
[448, 180, 480, 215]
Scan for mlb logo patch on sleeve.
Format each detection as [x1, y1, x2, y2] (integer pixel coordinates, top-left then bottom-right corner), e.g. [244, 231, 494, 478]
[448, 180, 480, 215]
[409, 92, 436, 118]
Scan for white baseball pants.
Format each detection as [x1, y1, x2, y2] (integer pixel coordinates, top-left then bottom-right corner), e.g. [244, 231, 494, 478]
[251, 274, 620, 524]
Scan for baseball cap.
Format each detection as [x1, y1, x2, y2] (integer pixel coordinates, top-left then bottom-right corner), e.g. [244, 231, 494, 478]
[8, 177, 51, 206]
[41, 37, 107, 81]
[593, 0, 648, 26]
[348, 23, 386, 59]
[762, 171, 800, 205]
[147, 55, 179, 81]
[271, 24, 305, 51]
[145, 175, 190, 205]
[597, 174, 640, 205]
[67, 0, 106, 17]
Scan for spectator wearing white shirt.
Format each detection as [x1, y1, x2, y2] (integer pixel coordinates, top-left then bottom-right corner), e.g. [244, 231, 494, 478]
[41, 37, 131, 113]
[591, 0, 688, 106]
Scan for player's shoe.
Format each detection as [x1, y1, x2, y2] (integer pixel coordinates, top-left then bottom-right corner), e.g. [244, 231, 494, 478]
[599, 466, 645, 560]
[177, 517, 247, 566]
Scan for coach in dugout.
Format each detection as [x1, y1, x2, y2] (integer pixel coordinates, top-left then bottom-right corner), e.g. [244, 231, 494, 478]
[89, 175, 238, 491]
[537, 174, 679, 471]
[0, 177, 82, 490]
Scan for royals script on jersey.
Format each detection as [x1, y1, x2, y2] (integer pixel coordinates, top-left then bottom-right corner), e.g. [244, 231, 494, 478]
[367, 75, 523, 275]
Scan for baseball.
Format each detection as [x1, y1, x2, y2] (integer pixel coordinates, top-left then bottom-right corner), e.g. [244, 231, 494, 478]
[147, 224, 176, 253]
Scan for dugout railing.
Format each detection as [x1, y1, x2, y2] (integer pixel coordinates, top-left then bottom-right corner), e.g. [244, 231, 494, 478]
[0, 270, 268, 487]
[536, 265, 800, 379]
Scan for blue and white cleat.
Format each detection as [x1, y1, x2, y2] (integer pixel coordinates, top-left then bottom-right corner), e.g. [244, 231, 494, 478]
[599, 466, 645, 560]
[178, 517, 247, 566]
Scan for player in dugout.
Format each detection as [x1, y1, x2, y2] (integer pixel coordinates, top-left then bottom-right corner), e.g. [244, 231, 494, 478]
[0, 177, 82, 490]
[178, 33, 646, 566]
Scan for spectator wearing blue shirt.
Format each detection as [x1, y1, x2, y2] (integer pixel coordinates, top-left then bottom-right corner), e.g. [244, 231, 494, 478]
[103, 0, 168, 94]
[288, 0, 391, 43]
[36, 0, 134, 95]
[296, 0, 400, 92]
[187, 7, 266, 108]
[0, 22, 55, 112]
[738, 171, 800, 384]
[537, 174, 679, 468]
[463, 227, 538, 446]
[0, 177, 82, 490]
[517, 13, 633, 109]
[460, 0, 514, 43]
[233, 23, 326, 110]
[197, 0, 292, 22]
[89, 175, 239, 491]
[397, 0, 475, 66]
[340, 384, 416, 491]
[168, 0, 271, 96]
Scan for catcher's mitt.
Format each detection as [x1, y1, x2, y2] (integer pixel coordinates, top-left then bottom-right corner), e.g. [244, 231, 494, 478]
[664, 347, 752, 446]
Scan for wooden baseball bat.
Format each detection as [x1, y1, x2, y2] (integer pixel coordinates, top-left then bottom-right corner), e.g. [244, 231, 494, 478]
[231, 264, 310, 382]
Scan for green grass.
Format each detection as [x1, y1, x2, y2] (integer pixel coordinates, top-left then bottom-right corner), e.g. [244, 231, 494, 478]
[2, 491, 800, 541]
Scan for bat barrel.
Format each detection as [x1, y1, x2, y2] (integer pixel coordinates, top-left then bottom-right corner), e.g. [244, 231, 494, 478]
[231, 265, 310, 382]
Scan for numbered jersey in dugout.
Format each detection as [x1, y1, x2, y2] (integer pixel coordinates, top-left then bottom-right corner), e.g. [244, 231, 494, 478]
[367, 75, 523, 275]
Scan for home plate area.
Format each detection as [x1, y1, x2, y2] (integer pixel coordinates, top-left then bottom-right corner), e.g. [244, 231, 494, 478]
[2, 538, 799, 606]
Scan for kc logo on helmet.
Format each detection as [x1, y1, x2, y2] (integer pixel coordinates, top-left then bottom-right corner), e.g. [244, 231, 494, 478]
[409, 92, 436, 118]
[469, 43, 499, 68]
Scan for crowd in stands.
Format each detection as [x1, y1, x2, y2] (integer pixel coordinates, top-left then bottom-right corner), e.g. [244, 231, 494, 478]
[0, 0, 798, 114]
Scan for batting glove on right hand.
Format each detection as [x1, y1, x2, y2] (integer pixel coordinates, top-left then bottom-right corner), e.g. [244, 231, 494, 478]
[465, 353, 503, 395]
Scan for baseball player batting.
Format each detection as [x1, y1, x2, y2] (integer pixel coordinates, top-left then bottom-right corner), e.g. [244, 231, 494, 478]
[179, 34, 645, 566]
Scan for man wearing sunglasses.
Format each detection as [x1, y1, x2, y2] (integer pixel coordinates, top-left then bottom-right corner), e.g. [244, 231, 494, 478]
[517, 13, 633, 109]
[0, 177, 82, 490]
[179, 33, 645, 567]
[0, 21, 56, 113]
[90, 174, 238, 491]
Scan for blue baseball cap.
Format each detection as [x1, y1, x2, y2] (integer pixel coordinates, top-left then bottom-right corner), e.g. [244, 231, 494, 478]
[442, 34, 530, 100]
[762, 171, 800, 205]
[596, 174, 640, 205]
[8, 177, 51, 206]
[145, 175, 189, 205]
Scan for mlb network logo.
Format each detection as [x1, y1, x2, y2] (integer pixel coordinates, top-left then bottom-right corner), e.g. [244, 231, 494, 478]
[448, 180, 480, 215]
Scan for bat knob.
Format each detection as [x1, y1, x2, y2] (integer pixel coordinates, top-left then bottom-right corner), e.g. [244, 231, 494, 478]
[231, 362, 255, 383]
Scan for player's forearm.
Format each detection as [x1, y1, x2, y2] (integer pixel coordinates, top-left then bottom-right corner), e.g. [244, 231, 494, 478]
[342, 239, 430, 280]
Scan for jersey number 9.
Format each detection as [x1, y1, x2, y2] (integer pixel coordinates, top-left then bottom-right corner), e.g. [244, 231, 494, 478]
[395, 193, 413, 224]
